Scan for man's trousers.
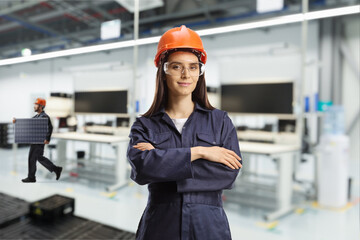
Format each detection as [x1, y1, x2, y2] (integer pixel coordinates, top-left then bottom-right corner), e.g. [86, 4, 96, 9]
[28, 144, 56, 179]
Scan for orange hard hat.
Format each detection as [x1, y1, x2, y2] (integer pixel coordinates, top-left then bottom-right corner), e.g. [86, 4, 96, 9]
[35, 98, 46, 107]
[154, 25, 207, 67]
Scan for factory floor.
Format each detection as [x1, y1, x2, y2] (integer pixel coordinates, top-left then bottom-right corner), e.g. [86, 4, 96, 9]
[0, 147, 358, 240]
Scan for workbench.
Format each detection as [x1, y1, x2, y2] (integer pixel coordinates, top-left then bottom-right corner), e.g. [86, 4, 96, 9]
[52, 132, 129, 191]
[238, 141, 301, 221]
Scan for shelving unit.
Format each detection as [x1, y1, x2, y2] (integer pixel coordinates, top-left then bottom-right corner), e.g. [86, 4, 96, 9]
[0, 123, 13, 149]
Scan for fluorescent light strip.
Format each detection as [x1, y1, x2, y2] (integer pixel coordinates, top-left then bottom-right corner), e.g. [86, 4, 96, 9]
[197, 5, 359, 36]
[0, 5, 358, 67]
[197, 14, 303, 36]
[304, 5, 360, 20]
[0, 38, 161, 66]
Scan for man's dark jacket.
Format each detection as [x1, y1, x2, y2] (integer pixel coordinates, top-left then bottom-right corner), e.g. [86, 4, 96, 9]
[33, 111, 53, 142]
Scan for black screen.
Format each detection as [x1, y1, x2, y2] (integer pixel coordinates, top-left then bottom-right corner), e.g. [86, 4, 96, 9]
[75, 91, 127, 114]
[221, 83, 293, 114]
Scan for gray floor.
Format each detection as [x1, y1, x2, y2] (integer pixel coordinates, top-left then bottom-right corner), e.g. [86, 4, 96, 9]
[0, 147, 358, 240]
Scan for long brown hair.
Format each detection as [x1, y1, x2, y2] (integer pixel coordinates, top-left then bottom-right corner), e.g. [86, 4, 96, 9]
[142, 51, 215, 118]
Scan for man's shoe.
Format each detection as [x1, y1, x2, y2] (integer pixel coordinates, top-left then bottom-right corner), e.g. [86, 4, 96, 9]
[22, 177, 36, 183]
[54, 166, 62, 180]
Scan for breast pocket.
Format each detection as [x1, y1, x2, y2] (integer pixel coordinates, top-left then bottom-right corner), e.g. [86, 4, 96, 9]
[146, 131, 172, 149]
[195, 132, 220, 147]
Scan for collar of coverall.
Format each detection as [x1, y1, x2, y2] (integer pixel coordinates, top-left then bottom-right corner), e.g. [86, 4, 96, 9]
[152, 101, 211, 117]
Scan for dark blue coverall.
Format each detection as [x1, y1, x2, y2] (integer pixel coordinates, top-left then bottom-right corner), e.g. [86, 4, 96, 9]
[127, 102, 242, 240]
[28, 111, 56, 179]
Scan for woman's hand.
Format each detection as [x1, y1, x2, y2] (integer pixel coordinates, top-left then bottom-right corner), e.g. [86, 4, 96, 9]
[194, 146, 242, 170]
[133, 142, 155, 151]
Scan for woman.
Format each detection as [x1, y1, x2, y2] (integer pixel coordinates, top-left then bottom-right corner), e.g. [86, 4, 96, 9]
[127, 25, 242, 240]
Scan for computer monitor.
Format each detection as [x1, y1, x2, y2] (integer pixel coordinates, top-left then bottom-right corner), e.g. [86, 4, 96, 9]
[74, 90, 127, 114]
[221, 81, 294, 115]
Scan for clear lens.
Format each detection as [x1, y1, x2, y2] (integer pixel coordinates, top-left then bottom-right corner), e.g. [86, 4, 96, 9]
[164, 62, 205, 77]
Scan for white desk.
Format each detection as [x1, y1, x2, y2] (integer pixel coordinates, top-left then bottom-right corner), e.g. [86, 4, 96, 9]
[52, 132, 128, 143]
[52, 132, 129, 191]
[239, 141, 301, 221]
[239, 141, 300, 154]
[84, 126, 130, 135]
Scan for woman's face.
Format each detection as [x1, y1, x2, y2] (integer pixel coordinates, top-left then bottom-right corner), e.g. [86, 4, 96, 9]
[165, 51, 200, 97]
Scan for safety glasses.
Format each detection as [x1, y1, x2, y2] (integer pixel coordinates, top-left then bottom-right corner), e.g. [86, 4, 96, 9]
[164, 61, 205, 77]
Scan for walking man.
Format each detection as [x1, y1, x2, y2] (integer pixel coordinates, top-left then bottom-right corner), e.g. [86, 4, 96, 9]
[13, 98, 62, 183]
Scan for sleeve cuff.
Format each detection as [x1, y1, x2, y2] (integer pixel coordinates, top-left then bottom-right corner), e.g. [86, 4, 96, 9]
[185, 147, 194, 178]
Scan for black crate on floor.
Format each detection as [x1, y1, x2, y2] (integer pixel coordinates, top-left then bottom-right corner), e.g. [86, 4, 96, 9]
[30, 194, 75, 222]
[0, 193, 136, 239]
[69, 221, 136, 240]
[0, 215, 136, 240]
[0, 193, 29, 228]
[0, 216, 86, 239]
